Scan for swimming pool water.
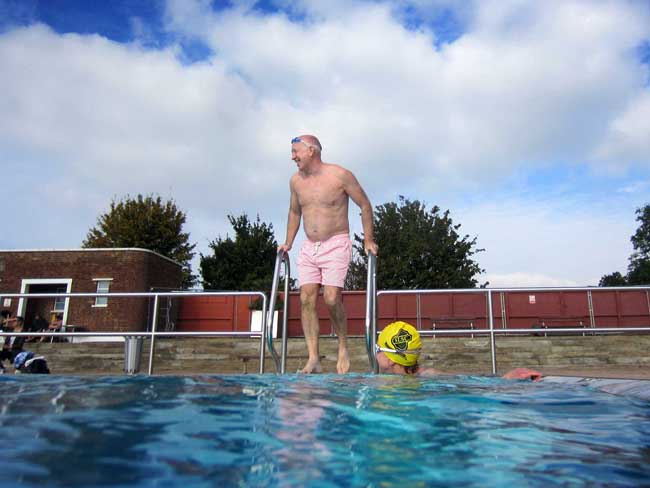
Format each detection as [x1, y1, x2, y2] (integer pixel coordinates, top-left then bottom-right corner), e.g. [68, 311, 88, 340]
[0, 374, 648, 487]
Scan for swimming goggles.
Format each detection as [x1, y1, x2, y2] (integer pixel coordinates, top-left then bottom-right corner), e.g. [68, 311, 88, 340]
[291, 136, 320, 149]
[375, 343, 421, 358]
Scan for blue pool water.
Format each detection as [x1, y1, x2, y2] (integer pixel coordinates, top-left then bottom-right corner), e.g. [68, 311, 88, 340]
[0, 374, 648, 487]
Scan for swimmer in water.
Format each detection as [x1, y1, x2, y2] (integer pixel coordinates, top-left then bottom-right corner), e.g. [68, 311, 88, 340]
[375, 321, 543, 381]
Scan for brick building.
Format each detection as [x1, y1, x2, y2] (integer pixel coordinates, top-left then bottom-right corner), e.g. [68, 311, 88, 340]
[0, 249, 182, 333]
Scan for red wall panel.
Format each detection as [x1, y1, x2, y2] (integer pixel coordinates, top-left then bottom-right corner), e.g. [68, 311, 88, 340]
[591, 291, 617, 315]
[507, 292, 562, 317]
[618, 291, 648, 315]
[177, 295, 258, 332]
[591, 290, 650, 328]
[563, 292, 590, 316]
[175, 288, 650, 336]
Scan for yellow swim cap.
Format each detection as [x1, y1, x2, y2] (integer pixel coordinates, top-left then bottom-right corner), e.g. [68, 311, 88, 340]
[377, 321, 422, 367]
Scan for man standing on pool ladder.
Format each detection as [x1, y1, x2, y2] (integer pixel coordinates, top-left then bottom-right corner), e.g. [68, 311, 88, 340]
[278, 135, 378, 374]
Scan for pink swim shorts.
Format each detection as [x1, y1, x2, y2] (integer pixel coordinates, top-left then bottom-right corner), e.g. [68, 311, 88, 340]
[297, 233, 352, 288]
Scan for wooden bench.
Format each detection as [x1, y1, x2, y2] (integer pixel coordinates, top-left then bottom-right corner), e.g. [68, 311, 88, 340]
[533, 317, 589, 336]
[430, 317, 477, 338]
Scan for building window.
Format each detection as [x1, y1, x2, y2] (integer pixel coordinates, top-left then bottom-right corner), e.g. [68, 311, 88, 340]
[53, 296, 66, 312]
[53, 285, 67, 312]
[93, 279, 113, 307]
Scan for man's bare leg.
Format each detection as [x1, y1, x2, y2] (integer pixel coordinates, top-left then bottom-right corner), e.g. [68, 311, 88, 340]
[323, 286, 349, 374]
[299, 284, 322, 373]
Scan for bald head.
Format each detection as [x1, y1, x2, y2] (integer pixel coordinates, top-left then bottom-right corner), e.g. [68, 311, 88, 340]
[294, 134, 322, 153]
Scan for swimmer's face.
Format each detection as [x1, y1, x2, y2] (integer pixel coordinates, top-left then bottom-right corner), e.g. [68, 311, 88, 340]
[376, 351, 401, 374]
[291, 142, 313, 168]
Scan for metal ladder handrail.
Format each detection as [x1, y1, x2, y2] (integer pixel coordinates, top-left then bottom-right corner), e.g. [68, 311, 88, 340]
[365, 253, 378, 373]
[266, 250, 291, 374]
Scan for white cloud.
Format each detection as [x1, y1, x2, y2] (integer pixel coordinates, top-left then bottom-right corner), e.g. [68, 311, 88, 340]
[455, 194, 637, 286]
[617, 180, 650, 194]
[0, 24, 290, 200]
[595, 91, 650, 166]
[1, 0, 649, 286]
[180, 0, 648, 192]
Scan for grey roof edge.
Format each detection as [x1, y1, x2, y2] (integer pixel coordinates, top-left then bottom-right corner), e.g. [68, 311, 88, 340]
[542, 375, 650, 402]
[0, 248, 182, 268]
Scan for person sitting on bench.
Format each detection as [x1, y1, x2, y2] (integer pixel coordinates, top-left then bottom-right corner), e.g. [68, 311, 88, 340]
[0, 317, 26, 373]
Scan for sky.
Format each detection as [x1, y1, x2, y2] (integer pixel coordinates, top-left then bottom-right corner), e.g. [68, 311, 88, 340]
[1, 0, 649, 288]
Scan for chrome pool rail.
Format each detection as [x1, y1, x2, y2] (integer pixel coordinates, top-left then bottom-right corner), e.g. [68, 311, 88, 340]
[267, 250, 291, 374]
[0, 290, 268, 374]
[364, 253, 378, 373]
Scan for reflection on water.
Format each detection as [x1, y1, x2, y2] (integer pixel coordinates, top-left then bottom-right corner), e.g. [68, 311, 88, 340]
[0, 374, 648, 487]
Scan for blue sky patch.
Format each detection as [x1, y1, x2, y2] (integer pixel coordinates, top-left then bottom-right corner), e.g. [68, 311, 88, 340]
[0, 0, 165, 41]
[639, 40, 650, 64]
[638, 39, 650, 86]
[0, 0, 216, 62]
[395, 3, 465, 47]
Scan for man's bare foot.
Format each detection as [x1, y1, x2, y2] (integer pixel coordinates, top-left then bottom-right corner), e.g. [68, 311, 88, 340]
[337, 349, 350, 374]
[298, 359, 323, 374]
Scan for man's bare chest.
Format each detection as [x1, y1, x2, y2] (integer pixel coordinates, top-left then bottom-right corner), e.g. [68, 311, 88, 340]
[295, 178, 347, 208]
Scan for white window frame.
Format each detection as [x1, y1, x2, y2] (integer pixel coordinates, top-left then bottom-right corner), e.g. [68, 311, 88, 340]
[92, 278, 113, 308]
[18, 278, 72, 325]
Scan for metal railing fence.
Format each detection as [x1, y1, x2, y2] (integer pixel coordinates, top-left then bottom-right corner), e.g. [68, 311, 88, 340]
[0, 290, 268, 375]
[366, 259, 650, 375]
[3, 265, 649, 376]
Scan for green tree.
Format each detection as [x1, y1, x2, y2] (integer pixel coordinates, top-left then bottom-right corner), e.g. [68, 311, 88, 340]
[83, 194, 196, 287]
[599, 204, 650, 286]
[627, 204, 650, 284]
[598, 272, 627, 287]
[201, 213, 294, 291]
[346, 196, 486, 289]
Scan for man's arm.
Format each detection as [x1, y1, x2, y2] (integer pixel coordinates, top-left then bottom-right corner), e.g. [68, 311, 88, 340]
[278, 178, 301, 253]
[502, 368, 543, 381]
[342, 169, 378, 255]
